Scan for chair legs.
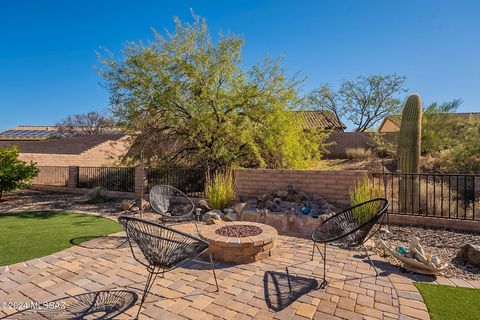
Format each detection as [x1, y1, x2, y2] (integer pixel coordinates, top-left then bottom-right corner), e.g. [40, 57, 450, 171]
[135, 254, 218, 319]
[136, 266, 160, 319]
[311, 242, 328, 288]
[311, 242, 379, 289]
[209, 251, 219, 291]
[361, 244, 379, 276]
[194, 218, 200, 234]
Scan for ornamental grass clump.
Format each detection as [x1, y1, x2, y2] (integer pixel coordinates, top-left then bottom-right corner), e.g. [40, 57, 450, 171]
[350, 178, 383, 225]
[205, 168, 236, 210]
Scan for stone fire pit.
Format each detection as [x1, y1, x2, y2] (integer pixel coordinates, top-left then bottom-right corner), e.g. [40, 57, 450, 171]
[199, 222, 278, 264]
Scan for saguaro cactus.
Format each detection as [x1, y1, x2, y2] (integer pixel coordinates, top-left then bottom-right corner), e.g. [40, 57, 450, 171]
[398, 94, 422, 173]
[398, 94, 422, 212]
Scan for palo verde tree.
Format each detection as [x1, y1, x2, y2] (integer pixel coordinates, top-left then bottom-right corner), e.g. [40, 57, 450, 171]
[308, 74, 407, 132]
[98, 14, 327, 169]
[0, 146, 39, 201]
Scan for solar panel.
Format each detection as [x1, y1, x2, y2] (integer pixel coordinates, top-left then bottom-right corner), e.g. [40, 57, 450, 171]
[0, 129, 61, 139]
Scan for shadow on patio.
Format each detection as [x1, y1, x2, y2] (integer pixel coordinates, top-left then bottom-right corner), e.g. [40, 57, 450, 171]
[264, 268, 318, 312]
[1, 290, 137, 320]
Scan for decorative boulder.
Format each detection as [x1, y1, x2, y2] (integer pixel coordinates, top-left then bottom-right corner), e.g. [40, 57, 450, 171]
[203, 210, 223, 225]
[364, 239, 376, 251]
[224, 211, 239, 221]
[141, 200, 150, 210]
[233, 202, 247, 215]
[120, 200, 134, 211]
[456, 244, 480, 266]
[197, 199, 211, 211]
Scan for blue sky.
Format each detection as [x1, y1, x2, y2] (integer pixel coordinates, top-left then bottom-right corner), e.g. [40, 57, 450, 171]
[1, 0, 479, 131]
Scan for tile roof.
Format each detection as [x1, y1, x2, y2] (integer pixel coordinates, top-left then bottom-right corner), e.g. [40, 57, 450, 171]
[295, 110, 345, 131]
[0, 134, 124, 154]
[382, 112, 480, 129]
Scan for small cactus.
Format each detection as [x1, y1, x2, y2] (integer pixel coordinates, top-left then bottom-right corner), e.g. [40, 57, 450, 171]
[398, 94, 422, 212]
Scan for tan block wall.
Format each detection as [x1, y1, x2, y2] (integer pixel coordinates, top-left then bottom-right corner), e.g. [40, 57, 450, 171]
[18, 138, 129, 167]
[388, 214, 480, 233]
[235, 169, 368, 208]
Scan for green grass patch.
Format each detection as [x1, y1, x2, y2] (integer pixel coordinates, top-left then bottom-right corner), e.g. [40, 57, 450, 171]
[415, 283, 480, 320]
[0, 211, 122, 266]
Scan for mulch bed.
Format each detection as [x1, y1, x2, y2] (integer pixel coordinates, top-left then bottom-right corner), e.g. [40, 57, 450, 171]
[215, 225, 263, 237]
[373, 225, 480, 280]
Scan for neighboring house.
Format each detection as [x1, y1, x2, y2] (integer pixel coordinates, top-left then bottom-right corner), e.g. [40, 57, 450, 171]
[378, 113, 480, 133]
[295, 110, 346, 132]
[0, 126, 128, 166]
[377, 115, 402, 133]
[0, 113, 344, 166]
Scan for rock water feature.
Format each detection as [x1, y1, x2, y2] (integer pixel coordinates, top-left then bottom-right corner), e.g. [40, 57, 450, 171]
[245, 185, 338, 218]
[239, 186, 340, 236]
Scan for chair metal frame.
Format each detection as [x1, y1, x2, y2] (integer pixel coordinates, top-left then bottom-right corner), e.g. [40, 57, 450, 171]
[149, 184, 200, 233]
[311, 198, 389, 287]
[118, 216, 218, 319]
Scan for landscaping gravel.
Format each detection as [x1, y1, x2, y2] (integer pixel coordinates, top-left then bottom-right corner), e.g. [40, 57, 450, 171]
[373, 224, 480, 280]
[0, 190, 121, 215]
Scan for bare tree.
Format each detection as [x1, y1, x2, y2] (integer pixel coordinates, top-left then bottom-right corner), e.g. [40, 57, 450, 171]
[56, 111, 115, 135]
[309, 74, 407, 132]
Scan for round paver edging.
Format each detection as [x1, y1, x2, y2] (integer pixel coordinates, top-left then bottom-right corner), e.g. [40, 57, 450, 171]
[199, 221, 278, 264]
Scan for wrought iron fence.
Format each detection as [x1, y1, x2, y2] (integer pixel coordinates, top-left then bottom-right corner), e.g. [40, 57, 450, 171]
[369, 172, 480, 220]
[147, 167, 206, 198]
[78, 167, 135, 193]
[32, 166, 69, 187]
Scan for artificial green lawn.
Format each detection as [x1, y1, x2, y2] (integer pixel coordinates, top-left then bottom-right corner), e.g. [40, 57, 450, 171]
[0, 211, 122, 266]
[415, 283, 480, 320]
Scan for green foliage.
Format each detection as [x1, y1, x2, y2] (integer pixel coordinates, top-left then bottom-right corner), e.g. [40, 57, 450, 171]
[368, 132, 398, 159]
[85, 187, 112, 204]
[0, 211, 122, 265]
[415, 283, 480, 320]
[0, 146, 39, 200]
[350, 178, 382, 225]
[205, 168, 236, 210]
[308, 74, 407, 132]
[437, 117, 480, 173]
[99, 14, 325, 169]
[422, 99, 462, 155]
[398, 94, 422, 174]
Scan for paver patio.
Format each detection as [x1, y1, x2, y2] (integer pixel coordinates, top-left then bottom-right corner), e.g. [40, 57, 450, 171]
[0, 223, 431, 320]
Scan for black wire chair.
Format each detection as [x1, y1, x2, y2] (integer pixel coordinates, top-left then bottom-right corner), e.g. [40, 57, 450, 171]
[118, 216, 219, 319]
[311, 198, 389, 287]
[149, 185, 200, 233]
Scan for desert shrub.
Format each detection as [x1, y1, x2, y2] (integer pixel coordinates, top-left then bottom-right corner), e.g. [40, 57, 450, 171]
[205, 168, 235, 210]
[85, 187, 112, 204]
[368, 132, 398, 159]
[345, 147, 374, 160]
[439, 118, 480, 173]
[350, 178, 383, 225]
[0, 146, 39, 200]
